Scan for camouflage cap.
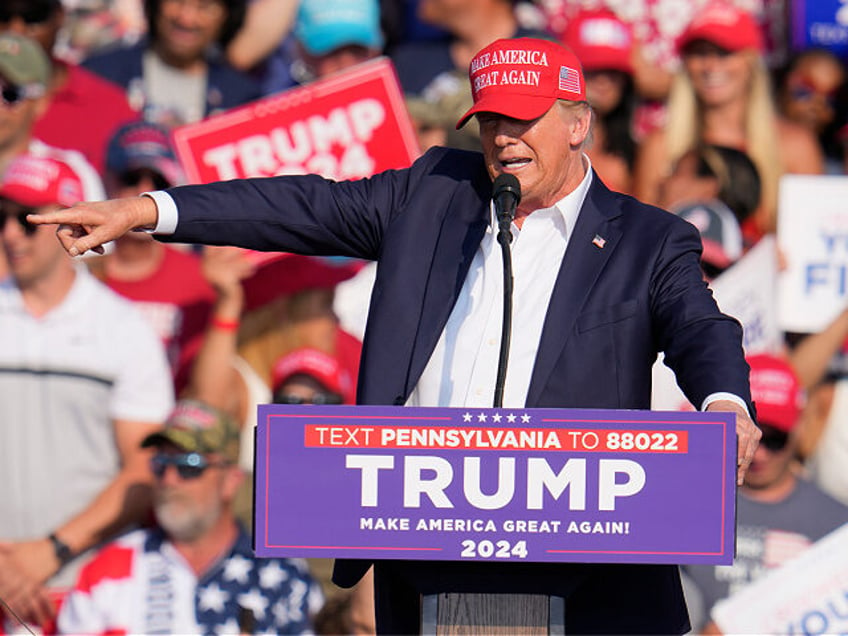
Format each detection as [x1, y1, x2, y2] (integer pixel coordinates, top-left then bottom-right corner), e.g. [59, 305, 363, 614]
[0, 32, 50, 91]
[142, 399, 240, 464]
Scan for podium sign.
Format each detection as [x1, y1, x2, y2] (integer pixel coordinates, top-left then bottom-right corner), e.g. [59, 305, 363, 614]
[255, 405, 736, 565]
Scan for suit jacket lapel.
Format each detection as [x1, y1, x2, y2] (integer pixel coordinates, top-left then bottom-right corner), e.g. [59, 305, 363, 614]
[405, 187, 489, 397]
[526, 175, 623, 406]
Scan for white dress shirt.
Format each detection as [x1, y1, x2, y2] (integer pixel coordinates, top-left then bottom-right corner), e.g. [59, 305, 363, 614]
[406, 163, 591, 408]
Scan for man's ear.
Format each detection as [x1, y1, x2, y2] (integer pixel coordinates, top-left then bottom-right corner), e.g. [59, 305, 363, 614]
[569, 107, 593, 147]
[221, 465, 246, 502]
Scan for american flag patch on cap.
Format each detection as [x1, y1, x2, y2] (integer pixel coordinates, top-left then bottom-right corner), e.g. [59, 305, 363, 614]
[559, 66, 582, 93]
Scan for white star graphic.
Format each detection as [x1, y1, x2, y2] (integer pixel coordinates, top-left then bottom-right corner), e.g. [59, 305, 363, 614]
[492, 413, 502, 423]
[223, 553, 253, 584]
[477, 412, 487, 422]
[463, 412, 473, 422]
[198, 581, 229, 612]
[258, 560, 289, 589]
[214, 617, 240, 635]
[272, 599, 292, 625]
[506, 413, 517, 423]
[521, 413, 531, 423]
[237, 587, 270, 621]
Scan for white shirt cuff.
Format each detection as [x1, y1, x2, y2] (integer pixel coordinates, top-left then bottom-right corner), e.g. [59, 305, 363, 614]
[142, 191, 178, 235]
[701, 392, 750, 417]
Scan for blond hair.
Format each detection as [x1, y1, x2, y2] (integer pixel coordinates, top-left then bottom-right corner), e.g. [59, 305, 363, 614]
[665, 54, 782, 231]
[237, 289, 338, 387]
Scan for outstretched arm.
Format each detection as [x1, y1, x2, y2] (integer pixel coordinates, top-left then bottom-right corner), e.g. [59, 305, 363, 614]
[27, 196, 159, 257]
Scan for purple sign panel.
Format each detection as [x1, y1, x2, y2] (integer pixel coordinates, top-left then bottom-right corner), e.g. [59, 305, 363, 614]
[255, 405, 736, 565]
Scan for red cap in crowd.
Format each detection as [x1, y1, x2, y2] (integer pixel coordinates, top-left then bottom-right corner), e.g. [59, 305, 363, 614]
[747, 354, 804, 433]
[240, 253, 362, 312]
[271, 347, 355, 404]
[562, 9, 634, 74]
[0, 154, 84, 208]
[457, 37, 586, 129]
[677, 1, 764, 54]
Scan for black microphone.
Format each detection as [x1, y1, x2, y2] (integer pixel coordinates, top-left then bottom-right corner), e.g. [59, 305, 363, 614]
[492, 174, 521, 243]
[491, 174, 520, 408]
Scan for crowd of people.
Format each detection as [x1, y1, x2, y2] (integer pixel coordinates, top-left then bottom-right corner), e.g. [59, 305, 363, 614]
[1, 0, 847, 633]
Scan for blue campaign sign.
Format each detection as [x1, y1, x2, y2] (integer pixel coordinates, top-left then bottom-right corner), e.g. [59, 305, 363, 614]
[791, 0, 848, 57]
[254, 405, 737, 565]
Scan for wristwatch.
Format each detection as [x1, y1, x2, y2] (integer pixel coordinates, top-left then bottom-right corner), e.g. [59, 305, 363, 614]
[48, 532, 74, 568]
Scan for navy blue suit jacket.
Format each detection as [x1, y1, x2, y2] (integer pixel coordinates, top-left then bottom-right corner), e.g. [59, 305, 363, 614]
[164, 146, 750, 633]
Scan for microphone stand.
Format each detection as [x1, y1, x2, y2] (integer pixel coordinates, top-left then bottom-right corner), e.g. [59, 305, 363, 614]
[493, 216, 513, 408]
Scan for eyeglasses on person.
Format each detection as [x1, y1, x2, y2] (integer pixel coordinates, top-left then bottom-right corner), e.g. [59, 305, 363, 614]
[0, 209, 38, 236]
[789, 81, 837, 109]
[150, 452, 229, 480]
[274, 392, 345, 405]
[758, 426, 790, 452]
[0, 79, 44, 107]
[118, 169, 171, 191]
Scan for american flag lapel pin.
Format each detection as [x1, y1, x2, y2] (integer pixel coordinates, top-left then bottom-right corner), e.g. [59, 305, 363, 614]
[592, 234, 606, 249]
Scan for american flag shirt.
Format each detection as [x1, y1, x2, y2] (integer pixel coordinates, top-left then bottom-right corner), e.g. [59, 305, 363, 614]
[57, 526, 322, 635]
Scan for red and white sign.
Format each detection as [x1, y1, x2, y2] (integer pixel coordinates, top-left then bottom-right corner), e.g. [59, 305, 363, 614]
[172, 57, 420, 184]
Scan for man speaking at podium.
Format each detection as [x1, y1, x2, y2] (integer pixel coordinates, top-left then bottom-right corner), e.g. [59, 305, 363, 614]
[31, 37, 759, 635]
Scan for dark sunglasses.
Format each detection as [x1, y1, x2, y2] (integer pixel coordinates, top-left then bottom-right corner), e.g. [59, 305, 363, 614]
[119, 169, 171, 191]
[274, 392, 344, 405]
[150, 452, 228, 480]
[759, 426, 790, 452]
[789, 83, 836, 108]
[0, 211, 38, 236]
[0, 82, 25, 107]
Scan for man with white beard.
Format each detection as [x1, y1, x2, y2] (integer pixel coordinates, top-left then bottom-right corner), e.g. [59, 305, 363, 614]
[57, 399, 322, 635]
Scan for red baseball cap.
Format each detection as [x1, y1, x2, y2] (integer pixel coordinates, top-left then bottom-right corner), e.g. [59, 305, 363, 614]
[271, 347, 355, 404]
[0, 154, 84, 208]
[240, 253, 362, 312]
[677, 2, 764, 54]
[457, 37, 586, 129]
[747, 354, 804, 433]
[562, 9, 634, 74]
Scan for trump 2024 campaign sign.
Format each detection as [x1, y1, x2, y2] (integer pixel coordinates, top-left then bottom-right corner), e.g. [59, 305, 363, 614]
[171, 57, 420, 183]
[255, 405, 737, 565]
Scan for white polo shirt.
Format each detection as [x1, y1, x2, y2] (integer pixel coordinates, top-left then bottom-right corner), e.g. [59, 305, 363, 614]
[0, 264, 174, 588]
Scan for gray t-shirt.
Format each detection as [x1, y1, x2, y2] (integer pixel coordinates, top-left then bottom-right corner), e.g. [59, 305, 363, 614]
[683, 478, 848, 629]
[142, 49, 206, 125]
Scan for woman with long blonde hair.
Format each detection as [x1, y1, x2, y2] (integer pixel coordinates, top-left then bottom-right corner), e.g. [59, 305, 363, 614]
[633, 1, 822, 238]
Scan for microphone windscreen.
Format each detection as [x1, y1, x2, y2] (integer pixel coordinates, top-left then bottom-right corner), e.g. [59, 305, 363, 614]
[492, 173, 521, 202]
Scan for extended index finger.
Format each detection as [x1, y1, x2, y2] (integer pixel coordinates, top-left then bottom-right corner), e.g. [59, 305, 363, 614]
[25, 206, 80, 226]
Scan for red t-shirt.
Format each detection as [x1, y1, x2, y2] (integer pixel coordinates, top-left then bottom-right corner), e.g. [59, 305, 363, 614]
[102, 246, 215, 395]
[34, 62, 140, 174]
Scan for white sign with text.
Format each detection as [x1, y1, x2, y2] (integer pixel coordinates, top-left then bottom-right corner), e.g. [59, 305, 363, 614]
[778, 175, 848, 333]
[711, 523, 848, 635]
